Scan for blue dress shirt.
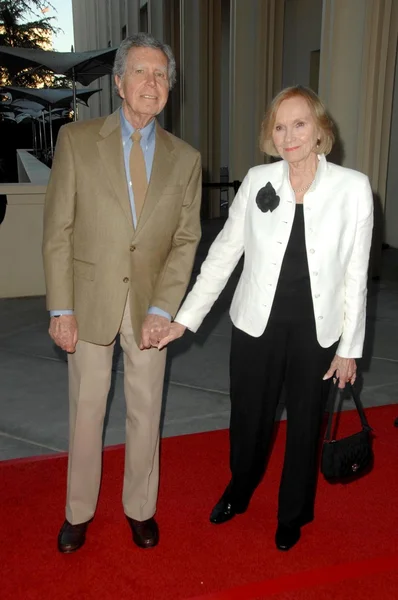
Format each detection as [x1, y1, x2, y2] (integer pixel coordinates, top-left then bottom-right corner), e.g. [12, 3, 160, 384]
[51, 109, 171, 321]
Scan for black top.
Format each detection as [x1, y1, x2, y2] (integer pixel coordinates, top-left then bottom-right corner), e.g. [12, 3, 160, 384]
[270, 204, 315, 321]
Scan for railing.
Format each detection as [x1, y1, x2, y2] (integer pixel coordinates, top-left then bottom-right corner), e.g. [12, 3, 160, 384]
[201, 180, 242, 218]
[202, 180, 241, 194]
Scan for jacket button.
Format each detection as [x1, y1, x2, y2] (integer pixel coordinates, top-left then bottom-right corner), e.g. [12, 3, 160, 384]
[123, 277, 129, 283]
[315, 294, 320, 298]
[130, 245, 136, 252]
[313, 271, 318, 276]
[318, 315, 323, 320]
[309, 248, 315, 254]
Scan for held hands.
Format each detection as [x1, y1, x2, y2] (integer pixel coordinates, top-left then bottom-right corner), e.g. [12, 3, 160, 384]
[157, 322, 186, 350]
[140, 314, 171, 350]
[323, 354, 357, 389]
[140, 315, 186, 350]
[49, 315, 78, 353]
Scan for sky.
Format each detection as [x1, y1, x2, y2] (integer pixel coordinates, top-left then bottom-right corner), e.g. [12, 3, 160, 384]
[44, 0, 75, 52]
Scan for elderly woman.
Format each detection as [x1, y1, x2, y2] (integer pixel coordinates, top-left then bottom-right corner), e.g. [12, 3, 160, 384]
[159, 86, 373, 550]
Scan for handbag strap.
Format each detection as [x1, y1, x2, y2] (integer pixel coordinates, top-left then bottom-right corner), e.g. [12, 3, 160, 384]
[324, 380, 372, 442]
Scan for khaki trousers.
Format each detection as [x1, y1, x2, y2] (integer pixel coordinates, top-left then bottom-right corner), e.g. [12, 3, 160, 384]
[66, 298, 167, 525]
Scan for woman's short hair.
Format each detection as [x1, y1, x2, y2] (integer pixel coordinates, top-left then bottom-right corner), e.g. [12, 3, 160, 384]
[113, 32, 177, 94]
[260, 85, 335, 157]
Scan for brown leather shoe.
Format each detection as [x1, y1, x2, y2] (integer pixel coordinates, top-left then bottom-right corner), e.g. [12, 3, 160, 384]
[57, 520, 89, 553]
[126, 516, 159, 548]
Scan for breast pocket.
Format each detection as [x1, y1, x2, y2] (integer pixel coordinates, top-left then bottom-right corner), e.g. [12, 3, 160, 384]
[73, 259, 95, 281]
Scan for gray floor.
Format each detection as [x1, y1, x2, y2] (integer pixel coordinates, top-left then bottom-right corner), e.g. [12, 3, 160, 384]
[0, 220, 397, 461]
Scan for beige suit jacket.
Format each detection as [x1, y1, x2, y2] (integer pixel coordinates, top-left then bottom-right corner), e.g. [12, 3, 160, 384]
[42, 110, 202, 345]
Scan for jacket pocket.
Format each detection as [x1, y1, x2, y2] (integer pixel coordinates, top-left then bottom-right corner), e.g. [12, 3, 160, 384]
[162, 184, 183, 195]
[73, 258, 95, 281]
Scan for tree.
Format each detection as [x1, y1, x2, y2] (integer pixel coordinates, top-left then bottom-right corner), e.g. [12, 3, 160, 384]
[0, 1, 61, 87]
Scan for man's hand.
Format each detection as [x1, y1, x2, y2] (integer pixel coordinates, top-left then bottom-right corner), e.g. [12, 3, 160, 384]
[49, 315, 78, 353]
[157, 322, 187, 350]
[323, 354, 357, 389]
[140, 314, 171, 350]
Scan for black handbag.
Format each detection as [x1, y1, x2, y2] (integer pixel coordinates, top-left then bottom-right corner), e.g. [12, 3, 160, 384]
[321, 380, 373, 482]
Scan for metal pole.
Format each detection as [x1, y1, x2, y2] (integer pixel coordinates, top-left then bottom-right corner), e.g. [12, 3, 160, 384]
[42, 113, 48, 155]
[73, 67, 77, 121]
[38, 115, 43, 150]
[32, 120, 37, 155]
[48, 108, 54, 157]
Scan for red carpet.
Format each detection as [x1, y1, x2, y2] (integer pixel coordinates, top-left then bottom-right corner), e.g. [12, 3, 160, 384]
[1, 403, 398, 600]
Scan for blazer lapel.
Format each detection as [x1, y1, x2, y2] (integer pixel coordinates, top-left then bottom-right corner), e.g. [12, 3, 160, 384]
[97, 110, 133, 228]
[134, 122, 176, 235]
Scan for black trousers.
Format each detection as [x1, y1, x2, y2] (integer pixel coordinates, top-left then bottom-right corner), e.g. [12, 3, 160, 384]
[227, 315, 337, 527]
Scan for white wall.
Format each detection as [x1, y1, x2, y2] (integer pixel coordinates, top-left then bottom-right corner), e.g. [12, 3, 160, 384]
[0, 185, 47, 298]
[282, 0, 323, 88]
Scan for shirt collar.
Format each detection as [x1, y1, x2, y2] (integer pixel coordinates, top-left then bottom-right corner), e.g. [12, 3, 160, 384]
[120, 108, 156, 145]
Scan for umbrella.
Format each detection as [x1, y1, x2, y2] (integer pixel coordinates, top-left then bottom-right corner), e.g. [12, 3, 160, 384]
[11, 98, 43, 111]
[0, 86, 102, 155]
[0, 103, 15, 112]
[0, 46, 117, 118]
[0, 86, 102, 109]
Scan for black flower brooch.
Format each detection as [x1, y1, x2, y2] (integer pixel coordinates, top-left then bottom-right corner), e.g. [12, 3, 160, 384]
[255, 182, 280, 213]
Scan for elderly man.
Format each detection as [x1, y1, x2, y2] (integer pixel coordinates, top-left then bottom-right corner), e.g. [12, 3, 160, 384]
[43, 33, 202, 553]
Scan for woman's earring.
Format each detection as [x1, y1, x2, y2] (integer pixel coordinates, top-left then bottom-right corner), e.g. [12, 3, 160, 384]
[316, 138, 321, 147]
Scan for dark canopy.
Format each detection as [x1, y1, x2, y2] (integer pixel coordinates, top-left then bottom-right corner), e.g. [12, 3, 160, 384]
[0, 46, 117, 85]
[0, 86, 102, 108]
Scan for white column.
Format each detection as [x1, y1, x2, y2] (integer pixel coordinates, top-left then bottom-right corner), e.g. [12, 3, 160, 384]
[319, 0, 398, 263]
[149, 0, 165, 40]
[229, 0, 284, 181]
[179, 0, 222, 217]
[127, 0, 140, 34]
[179, 0, 202, 151]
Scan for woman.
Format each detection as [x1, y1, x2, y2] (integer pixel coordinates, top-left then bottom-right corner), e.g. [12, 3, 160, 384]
[159, 86, 374, 550]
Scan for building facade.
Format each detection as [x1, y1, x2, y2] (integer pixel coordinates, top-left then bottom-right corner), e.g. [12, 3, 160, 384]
[71, 0, 398, 252]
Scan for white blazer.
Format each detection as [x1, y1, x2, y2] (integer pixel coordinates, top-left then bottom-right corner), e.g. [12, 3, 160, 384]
[176, 155, 374, 358]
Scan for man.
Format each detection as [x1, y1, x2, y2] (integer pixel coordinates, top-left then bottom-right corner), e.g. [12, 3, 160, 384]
[42, 33, 202, 553]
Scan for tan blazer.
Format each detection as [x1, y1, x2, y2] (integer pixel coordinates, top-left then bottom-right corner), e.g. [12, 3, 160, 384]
[43, 110, 202, 345]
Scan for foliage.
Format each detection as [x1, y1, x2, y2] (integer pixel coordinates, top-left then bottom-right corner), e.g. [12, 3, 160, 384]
[0, 1, 65, 87]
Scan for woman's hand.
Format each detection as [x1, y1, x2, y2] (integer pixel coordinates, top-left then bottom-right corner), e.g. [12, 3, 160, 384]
[157, 322, 187, 350]
[323, 354, 357, 389]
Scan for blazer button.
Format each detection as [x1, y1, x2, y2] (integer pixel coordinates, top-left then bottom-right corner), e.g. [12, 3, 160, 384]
[318, 315, 323, 320]
[309, 248, 315, 254]
[130, 245, 136, 252]
[123, 277, 129, 283]
[315, 294, 320, 298]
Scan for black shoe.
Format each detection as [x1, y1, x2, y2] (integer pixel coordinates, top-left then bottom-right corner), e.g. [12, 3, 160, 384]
[126, 516, 159, 549]
[275, 523, 301, 551]
[57, 519, 90, 553]
[209, 497, 247, 524]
